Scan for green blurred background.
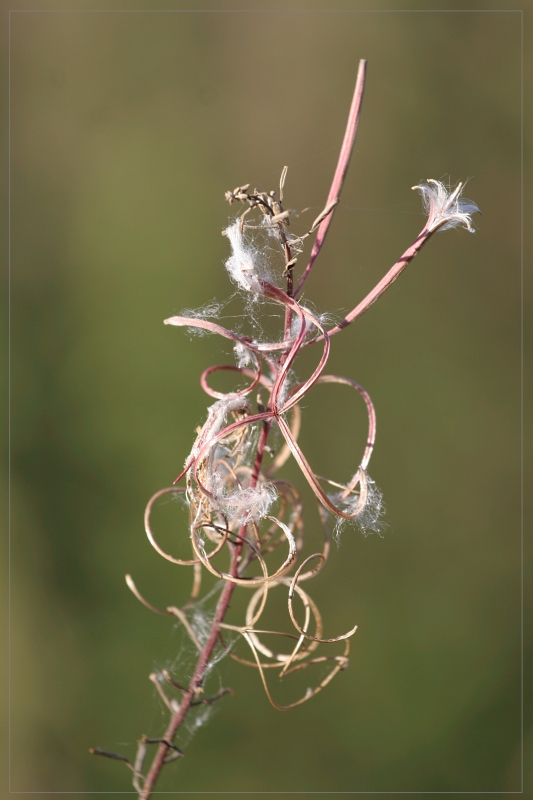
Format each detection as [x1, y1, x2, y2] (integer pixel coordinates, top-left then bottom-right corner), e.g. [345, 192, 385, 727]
[5, 2, 530, 794]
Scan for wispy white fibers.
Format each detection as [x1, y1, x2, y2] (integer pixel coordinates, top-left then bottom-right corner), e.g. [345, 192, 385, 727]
[412, 179, 481, 233]
[233, 342, 253, 368]
[186, 395, 251, 527]
[181, 300, 225, 320]
[178, 300, 227, 336]
[353, 476, 386, 537]
[331, 474, 386, 542]
[188, 395, 250, 464]
[186, 394, 277, 528]
[224, 222, 270, 294]
[217, 482, 278, 526]
[289, 305, 336, 342]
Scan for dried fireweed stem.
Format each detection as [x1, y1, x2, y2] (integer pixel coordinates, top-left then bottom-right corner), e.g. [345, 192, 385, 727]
[140, 417, 270, 798]
[139, 565, 238, 799]
[90, 59, 480, 798]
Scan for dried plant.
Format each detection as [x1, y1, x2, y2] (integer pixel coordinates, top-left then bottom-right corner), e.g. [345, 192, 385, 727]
[90, 60, 480, 797]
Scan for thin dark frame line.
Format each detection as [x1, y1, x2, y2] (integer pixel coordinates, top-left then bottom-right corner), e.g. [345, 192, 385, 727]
[8, 7, 524, 11]
[7, 8, 11, 796]
[7, 6, 524, 796]
[519, 8, 524, 797]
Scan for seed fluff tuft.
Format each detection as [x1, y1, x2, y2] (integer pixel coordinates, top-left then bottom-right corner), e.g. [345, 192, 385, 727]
[331, 475, 387, 543]
[412, 179, 481, 233]
[224, 221, 270, 294]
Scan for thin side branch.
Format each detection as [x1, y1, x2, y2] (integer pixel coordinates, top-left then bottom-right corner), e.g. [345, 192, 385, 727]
[308, 227, 434, 344]
[294, 59, 367, 297]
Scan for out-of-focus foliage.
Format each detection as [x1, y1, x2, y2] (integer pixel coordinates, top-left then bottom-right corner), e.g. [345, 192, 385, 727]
[6, 4, 529, 793]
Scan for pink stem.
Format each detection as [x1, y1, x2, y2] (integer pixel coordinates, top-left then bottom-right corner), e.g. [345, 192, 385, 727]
[309, 227, 433, 344]
[139, 562, 238, 799]
[259, 280, 327, 411]
[304, 374, 376, 471]
[200, 363, 263, 400]
[276, 415, 365, 519]
[294, 59, 367, 298]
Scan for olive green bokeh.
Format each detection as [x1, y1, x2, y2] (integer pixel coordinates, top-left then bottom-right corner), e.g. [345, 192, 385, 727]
[6, 5, 529, 794]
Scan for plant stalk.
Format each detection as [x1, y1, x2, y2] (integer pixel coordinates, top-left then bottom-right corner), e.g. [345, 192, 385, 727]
[139, 400, 274, 798]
